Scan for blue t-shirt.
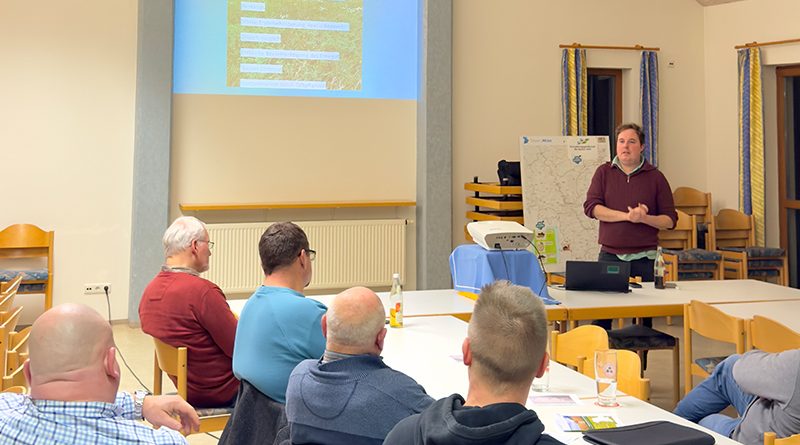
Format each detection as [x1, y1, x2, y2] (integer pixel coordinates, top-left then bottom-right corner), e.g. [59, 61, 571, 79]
[233, 286, 327, 403]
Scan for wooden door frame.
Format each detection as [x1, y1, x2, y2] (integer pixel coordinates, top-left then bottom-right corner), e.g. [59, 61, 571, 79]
[776, 65, 800, 251]
[587, 68, 623, 130]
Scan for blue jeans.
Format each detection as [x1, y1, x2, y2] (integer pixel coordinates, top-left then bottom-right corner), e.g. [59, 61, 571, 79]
[674, 355, 756, 437]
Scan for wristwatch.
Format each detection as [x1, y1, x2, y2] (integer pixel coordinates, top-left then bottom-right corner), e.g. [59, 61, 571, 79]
[133, 389, 150, 420]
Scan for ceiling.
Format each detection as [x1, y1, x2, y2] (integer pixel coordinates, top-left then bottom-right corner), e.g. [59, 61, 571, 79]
[695, 0, 745, 6]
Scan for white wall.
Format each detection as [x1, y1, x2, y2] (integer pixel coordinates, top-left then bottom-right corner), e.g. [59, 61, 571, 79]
[452, 0, 707, 247]
[703, 0, 800, 246]
[0, 0, 138, 322]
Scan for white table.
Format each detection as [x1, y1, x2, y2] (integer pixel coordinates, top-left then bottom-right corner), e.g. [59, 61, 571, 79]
[227, 289, 476, 318]
[379, 316, 741, 444]
[709, 300, 800, 333]
[549, 279, 800, 321]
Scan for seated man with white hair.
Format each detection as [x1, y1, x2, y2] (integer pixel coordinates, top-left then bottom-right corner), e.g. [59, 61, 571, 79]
[139, 216, 239, 408]
[285, 286, 433, 444]
[0, 303, 200, 444]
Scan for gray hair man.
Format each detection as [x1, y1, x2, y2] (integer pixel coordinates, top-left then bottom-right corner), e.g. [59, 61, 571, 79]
[139, 216, 239, 407]
[385, 281, 563, 444]
[285, 286, 433, 444]
[0, 304, 200, 444]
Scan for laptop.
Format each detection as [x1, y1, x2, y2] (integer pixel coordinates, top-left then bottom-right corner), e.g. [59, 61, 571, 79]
[565, 260, 631, 293]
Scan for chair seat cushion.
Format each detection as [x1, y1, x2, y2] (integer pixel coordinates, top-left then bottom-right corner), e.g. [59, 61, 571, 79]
[719, 246, 785, 257]
[607, 324, 677, 349]
[0, 269, 48, 281]
[695, 356, 727, 374]
[663, 249, 721, 261]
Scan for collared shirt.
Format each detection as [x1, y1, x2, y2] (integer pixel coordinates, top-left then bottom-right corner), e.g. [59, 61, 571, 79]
[0, 392, 187, 445]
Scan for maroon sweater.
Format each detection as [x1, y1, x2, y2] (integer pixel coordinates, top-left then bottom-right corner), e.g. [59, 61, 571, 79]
[139, 271, 239, 407]
[583, 161, 677, 254]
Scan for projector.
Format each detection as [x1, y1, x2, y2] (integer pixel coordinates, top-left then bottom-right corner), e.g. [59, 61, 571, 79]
[467, 221, 533, 251]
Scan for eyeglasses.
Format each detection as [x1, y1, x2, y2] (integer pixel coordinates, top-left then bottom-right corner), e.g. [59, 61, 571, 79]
[306, 249, 316, 261]
[197, 240, 215, 250]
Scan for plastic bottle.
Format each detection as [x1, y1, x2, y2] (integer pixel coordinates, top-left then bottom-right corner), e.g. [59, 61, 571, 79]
[654, 246, 666, 289]
[389, 273, 403, 328]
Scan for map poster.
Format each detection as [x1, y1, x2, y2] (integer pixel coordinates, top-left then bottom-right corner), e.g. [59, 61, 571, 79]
[519, 136, 610, 272]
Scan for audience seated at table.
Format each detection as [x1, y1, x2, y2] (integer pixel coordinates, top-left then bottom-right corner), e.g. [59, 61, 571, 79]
[0, 304, 200, 444]
[384, 281, 564, 444]
[285, 286, 433, 444]
[139, 216, 239, 408]
[233, 222, 327, 404]
[674, 350, 800, 445]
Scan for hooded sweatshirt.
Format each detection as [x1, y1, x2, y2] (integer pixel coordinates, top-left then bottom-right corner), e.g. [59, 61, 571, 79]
[384, 393, 564, 445]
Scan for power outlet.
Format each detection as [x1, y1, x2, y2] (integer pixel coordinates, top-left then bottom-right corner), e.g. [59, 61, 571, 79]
[84, 283, 112, 295]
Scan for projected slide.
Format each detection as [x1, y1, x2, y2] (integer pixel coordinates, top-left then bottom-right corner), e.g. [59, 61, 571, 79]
[227, 0, 363, 91]
[174, 0, 418, 99]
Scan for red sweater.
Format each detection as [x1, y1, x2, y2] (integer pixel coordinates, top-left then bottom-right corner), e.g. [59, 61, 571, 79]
[583, 161, 677, 254]
[139, 271, 239, 407]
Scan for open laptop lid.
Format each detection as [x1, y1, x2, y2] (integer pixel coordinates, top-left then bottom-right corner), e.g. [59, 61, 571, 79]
[565, 260, 631, 293]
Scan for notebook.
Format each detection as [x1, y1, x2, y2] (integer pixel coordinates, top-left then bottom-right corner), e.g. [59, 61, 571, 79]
[564, 261, 631, 293]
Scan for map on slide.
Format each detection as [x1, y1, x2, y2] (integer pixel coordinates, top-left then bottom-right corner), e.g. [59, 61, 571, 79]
[227, 0, 363, 91]
[520, 136, 609, 272]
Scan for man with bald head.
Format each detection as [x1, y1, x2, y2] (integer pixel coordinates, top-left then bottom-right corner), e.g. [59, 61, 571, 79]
[285, 286, 433, 444]
[0, 303, 200, 444]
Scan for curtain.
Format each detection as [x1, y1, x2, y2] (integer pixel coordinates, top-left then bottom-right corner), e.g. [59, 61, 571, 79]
[640, 51, 659, 166]
[561, 48, 587, 136]
[737, 47, 765, 245]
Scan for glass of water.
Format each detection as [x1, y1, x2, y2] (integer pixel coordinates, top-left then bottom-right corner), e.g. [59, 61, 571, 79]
[594, 350, 618, 407]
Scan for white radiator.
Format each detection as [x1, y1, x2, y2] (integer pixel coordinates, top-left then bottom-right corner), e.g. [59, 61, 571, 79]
[203, 220, 407, 293]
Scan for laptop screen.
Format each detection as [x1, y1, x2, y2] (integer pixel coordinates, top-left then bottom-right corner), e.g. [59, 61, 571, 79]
[565, 261, 631, 293]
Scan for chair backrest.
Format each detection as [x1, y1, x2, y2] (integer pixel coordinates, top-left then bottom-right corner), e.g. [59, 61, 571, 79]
[152, 337, 188, 398]
[1, 386, 27, 394]
[673, 187, 712, 225]
[749, 316, 800, 352]
[765, 432, 800, 445]
[6, 326, 32, 375]
[714, 208, 755, 249]
[550, 325, 609, 377]
[658, 210, 696, 250]
[2, 363, 27, 391]
[0, 274, 23, 295]
[0, 224, 55, 310]
[0, 289, 17, 313]
[615, 349, 650, 401]
[685, 300, 746, 352]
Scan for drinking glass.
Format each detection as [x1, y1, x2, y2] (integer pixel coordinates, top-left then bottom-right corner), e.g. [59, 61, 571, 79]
[594, 350, 618, 407]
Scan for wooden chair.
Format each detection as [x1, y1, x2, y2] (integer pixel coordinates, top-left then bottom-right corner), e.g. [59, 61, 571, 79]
[673, 187, 713, 249]
[152, 337, 231, 434]
[0, 225, 55, 310]
[615, 349, 650, 401]
[765, 432, 800, 444]
[0, 288, 17, 313]
[714, 209, 788, 285]
[6, 326, 31, 375]
[0, 273, 23, 296]
[683, 300, 746, 395]
[659, 210, 722, 281]
[1, 385, 27, 394]
[550, 325, 609, 377]
[748, 315, 800, 352]
[2, 363, 26, 391]
[0, 306, 23, 378]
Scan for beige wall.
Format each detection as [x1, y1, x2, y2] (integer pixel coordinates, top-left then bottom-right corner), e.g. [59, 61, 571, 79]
[703, 0, 800, 246]
[0, 0, 138, 322]
[452, 0, 707, 247]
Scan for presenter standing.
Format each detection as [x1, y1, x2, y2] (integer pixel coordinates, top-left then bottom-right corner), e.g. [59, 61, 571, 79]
[583, 123, 677, 327]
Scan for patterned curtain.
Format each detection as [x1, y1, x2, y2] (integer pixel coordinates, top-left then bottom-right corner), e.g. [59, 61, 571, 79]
[737, 47, 765, 245]
[561, 48, 587, 136]
[640, 51, 659, 166]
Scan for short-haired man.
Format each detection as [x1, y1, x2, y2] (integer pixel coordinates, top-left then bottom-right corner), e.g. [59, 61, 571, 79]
[139, 216, 239, 407]
[233, 222, 327, 403]
[0, 304, 200, 444]
[285, 286, 433, 444]
[674, 351, 800, 445]
[385, 281, 563, 444]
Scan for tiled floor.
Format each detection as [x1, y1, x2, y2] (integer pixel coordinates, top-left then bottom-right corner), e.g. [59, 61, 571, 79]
[113, 316, 737, 445]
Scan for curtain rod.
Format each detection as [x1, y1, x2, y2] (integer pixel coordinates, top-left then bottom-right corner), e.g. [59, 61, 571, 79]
[558, 43, 660, 51]
[735, 37, 800, 50]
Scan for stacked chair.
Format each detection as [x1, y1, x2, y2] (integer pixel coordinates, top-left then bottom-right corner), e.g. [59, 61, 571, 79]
[713, 209, 788, 285]
[659, 210, 723, 281]
[672, 187, 713, 249]
[0, 277, 29, 393]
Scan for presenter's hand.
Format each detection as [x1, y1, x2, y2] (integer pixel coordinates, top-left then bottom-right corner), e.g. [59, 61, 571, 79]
[627, 203, 649, 223]
[142, 395, 200, 434]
